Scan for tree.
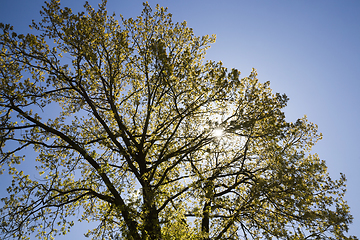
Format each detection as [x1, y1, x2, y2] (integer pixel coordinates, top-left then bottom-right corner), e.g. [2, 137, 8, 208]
[0, 1, 357, 239]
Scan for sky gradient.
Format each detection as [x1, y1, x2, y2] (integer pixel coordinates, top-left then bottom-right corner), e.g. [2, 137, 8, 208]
[1, 0, 359, 238]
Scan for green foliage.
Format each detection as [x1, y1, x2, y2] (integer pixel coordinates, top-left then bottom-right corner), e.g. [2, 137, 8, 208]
[0, 1, 357, 239]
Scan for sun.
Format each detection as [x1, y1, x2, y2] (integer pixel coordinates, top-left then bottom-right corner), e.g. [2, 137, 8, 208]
[213, 128, 224, 137]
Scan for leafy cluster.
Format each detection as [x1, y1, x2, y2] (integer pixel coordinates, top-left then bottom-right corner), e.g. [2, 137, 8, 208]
[0, 1, 357, 239]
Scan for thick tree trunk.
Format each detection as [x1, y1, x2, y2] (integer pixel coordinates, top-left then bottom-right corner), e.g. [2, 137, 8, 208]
[142, 186, 162, 239]
[201, 200, 211, 240]
[202, 180, 214, 240]
[143, 204, 161, 239]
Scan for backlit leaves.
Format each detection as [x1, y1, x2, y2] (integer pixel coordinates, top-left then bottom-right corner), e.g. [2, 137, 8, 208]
[0, 1, 357, 240]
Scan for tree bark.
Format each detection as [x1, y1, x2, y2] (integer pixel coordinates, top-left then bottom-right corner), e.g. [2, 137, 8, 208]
[142, 185, 162, 239]
[201, 200, 211, 240]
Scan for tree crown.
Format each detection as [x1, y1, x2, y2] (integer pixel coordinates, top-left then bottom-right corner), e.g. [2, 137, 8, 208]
[0, 1, 357, 239]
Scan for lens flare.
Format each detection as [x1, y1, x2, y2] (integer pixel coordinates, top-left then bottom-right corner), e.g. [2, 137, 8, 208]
[213, 128, 223, 137]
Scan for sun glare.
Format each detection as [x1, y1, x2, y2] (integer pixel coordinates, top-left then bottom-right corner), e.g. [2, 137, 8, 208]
[213, 128, 223, 137]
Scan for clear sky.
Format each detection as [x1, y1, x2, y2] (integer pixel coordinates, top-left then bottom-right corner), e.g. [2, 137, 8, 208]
[1, 0, 359, 238]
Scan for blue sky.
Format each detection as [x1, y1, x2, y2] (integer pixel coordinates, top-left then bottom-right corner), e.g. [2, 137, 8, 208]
[1, 0, 359, 238]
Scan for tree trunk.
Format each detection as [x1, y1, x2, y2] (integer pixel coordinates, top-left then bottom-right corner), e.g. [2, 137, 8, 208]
[201, 200, 211, 240]
[202, 180, 214, 240]
[142, 186, 162, 239]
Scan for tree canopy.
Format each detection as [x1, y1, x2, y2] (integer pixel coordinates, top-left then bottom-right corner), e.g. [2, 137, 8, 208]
[0, 1, 357, 239]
